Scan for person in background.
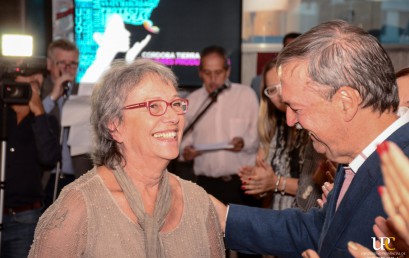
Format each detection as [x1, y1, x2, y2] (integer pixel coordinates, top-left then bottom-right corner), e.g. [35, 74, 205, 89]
[180, 45, 260, 258]
[28, 59, 225, 258]
[1, 73, 60, 258]
[396, 67, 409, 108]
[42, 39, 93, 209]
[239, 59, 327, 214]
[251, 32, 302, 100]
[210, 20, 409, 257]
[282, 32, 302, 47]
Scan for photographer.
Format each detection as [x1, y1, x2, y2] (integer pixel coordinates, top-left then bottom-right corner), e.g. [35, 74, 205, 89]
[1, 73, 60, 258]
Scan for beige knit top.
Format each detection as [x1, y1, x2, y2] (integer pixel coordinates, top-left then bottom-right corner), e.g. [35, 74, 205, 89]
[28, 168, 225, 258]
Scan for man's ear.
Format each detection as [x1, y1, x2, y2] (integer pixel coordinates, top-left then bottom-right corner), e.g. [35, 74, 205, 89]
[46, 57, 53, 71]
[198, 70, 204, 81]
[108, 120, 123, 143]
[334, 86, 362, 122]
[225, 67, 231, 78]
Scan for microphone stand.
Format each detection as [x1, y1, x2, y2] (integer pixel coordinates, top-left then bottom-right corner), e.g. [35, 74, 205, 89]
[167, 82, 230, 181]
[52, 126, 64, 202]
[183, 83, 229, 137]
[0, 103, 8, 255]
[53, 92, 70, 202]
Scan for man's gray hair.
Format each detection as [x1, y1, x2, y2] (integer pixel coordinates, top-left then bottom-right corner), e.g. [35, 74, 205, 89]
[277, 20, 399, 113]
[90, 58, 178, 169]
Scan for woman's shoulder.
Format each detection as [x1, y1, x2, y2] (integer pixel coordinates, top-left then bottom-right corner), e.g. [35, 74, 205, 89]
[56, 167, 105, 204]
[171, 174, 210, 202]
[64, 167, 100, 191]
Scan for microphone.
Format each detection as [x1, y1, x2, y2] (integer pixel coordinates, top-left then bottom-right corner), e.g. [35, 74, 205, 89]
[62, 81, 72, 99]
[209, 80, 231, 98]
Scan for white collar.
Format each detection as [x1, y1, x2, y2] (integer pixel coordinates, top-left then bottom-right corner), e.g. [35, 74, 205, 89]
[349, 108, 409, 173]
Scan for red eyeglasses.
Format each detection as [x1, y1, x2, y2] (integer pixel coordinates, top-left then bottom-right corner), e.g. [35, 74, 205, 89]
[123, 98, 189, 116]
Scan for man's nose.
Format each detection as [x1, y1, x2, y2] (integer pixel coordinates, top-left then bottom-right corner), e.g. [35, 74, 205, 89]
[286, 107, 297, 127]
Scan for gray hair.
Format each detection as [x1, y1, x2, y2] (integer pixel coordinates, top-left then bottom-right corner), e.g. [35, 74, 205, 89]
[90, 59, 178, 169]
[277, 20, 399, 113]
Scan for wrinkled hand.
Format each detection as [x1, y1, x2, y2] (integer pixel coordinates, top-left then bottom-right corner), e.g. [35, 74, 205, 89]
[312, 159, 337, 186]
[302, 243, 377, 258]
[255, 148, 266, 167]
[317, 182, 334, 208]
[182, 145, 202, 161]
[373, 216, 409, 255]
[378, 141, 409, 246]
[229, 137, 244, 152]
[302, 242, 378, 258]
[301, 249, 320, 258]
[238, 165, 254, 178]
[239, 160, 275, 195]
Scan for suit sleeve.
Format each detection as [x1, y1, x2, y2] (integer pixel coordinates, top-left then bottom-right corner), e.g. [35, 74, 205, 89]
[32, 113, 61, 167]
[225, 204, 325, 257]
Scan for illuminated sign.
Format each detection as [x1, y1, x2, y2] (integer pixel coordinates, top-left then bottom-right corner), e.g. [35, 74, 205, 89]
[74, 0, 160, 82]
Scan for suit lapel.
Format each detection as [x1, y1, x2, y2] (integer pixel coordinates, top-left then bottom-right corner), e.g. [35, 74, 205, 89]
[319, 156, 381, 257]
[318, 121, 409, 257]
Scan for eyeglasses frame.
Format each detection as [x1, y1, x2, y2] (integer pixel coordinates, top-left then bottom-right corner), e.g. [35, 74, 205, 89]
[123, 98, 189, 116]
[53, 60, 79, 69]
[263, 83, 282, 97]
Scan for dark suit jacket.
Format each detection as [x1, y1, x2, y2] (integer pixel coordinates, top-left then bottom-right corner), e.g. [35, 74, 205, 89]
[225, 121, 409, 258]
[41, 76, 93, 178]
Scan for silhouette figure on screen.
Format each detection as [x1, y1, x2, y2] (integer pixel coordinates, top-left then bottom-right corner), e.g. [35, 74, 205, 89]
[81, 14, 151, 83]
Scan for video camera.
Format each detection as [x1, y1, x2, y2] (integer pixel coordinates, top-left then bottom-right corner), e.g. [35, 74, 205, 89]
[0, 56, 47, 104]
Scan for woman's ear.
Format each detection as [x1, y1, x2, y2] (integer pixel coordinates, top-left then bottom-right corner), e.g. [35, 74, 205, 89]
[108, 120, 123, 143]
[335, 86, 362, 122]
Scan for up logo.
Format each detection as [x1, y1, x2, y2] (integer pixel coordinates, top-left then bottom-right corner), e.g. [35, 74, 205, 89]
[372, 237, 395, 251]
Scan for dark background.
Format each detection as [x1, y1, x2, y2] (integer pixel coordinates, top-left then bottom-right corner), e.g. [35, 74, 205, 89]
[126, 0, 242, 88]
[0, 0, 242, 89]
[0, 0, 52, 57]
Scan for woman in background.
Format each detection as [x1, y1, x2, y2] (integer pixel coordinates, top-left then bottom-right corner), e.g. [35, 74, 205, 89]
[239, 59, 329, 212]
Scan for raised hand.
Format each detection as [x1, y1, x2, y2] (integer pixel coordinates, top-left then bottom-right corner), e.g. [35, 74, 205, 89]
[377, 141, 409, 245]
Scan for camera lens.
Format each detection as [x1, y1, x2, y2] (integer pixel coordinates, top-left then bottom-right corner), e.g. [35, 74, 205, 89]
[0, 82, 32, 104]
[5, 85, 24, 98]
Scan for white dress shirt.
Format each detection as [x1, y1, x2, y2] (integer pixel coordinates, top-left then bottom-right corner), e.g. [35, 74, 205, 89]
[181, 83, 259, 177]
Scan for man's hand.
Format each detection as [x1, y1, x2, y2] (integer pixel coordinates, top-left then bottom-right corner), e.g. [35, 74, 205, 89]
[15, 74, 45, 116]
[229, 137, 244, 152]
[50, 73, 74, 101]
[182, 145, 202, 161]
[317, 182, 334, 208]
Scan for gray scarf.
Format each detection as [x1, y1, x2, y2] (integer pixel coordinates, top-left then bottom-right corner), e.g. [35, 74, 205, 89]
[113, 166, 172, 258]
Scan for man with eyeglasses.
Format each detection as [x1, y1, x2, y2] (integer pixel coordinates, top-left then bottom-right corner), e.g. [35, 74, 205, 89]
[41, 39, 93, 210]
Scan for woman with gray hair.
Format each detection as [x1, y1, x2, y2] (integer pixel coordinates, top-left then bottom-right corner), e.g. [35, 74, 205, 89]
[28, 59, 225, 258]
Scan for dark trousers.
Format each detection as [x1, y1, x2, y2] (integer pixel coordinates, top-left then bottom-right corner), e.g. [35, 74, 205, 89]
[196, 175, 261, 258]
[1, 207, 42, 258]
[44, 173, 75, 210]
[196, 175, 260, 206]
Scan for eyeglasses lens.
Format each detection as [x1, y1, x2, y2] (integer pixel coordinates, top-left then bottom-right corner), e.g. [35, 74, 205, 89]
[148, 99, 188, 116]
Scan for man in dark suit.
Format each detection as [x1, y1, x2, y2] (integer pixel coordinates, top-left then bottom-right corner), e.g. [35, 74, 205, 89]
[41, 39, 93, 209]
[210, 20, 409, 257]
